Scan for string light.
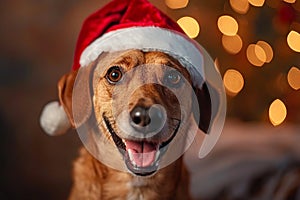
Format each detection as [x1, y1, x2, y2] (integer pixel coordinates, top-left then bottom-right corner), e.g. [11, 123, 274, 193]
[287, 30, 300, 52]
[246, 44, 265, 67]
[222, 34, 243, 54]
[287, 66, 300, 90]
[217, 15, 239, 36]
[177, 16, 200, 38]
[248, 0, 265, 7]
[165, 0, 189, 9]
[223, 69, 245, 96]
[269, 99, 287, 126]
[257, 41, 273, 63]
[230, 0, 249, 14]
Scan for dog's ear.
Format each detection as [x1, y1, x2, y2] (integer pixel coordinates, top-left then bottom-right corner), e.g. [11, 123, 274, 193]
[57, 70, 77, 127]
[58, 64, 94, 128]
[192, 82, 219, 134]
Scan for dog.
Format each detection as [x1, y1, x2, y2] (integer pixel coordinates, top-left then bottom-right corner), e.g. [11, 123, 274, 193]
[57, 50, 213, 199]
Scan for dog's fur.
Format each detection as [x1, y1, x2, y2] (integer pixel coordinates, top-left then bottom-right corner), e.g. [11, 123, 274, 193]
[58, 50, 212, 200]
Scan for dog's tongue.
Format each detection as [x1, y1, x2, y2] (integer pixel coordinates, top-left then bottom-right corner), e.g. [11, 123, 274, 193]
[125, 140, 157, 167]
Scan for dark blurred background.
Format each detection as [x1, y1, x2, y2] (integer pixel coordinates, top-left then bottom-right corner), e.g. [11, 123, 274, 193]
[0, 0, 299, 199]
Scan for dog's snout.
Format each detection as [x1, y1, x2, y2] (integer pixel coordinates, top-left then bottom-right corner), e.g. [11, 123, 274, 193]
[130, 105, 165, 132]
[130, 106, 151, 127]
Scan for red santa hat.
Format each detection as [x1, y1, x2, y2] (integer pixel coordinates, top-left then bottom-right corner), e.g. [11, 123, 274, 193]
[75, 0, 205, 84]
[40, 0, 206, 136]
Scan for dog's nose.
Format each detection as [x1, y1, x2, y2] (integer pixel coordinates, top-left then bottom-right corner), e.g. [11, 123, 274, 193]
[130, 105, 165, 132]
[130, 106, 151, 127]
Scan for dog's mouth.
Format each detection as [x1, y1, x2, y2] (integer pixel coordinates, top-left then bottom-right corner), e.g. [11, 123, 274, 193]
[103, 114, 180, 176]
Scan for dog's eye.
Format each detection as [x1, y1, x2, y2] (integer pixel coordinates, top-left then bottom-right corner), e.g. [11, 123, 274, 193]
[106, 66, 123, 83]
[164, 70, 182, 87]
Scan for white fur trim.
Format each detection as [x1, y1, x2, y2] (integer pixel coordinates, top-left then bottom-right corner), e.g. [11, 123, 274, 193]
[40, 101, 71, 136]
[80, 27, 205, 86]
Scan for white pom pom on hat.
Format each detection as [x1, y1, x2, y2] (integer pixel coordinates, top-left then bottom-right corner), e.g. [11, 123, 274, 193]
[40, 101, 71, 136]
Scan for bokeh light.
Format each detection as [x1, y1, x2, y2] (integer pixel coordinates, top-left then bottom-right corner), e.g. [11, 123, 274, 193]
[230, 0, 250, 14]
[177, 16, 200, 38]
[287, 66, 300, 90]
[165, 0, 189, 9]
[283, 0, 296, 3]
[269, 99, 287, 126]
[248, 0, 265, 7]
[257, 41, 273, 63]
[223, 69, 245, 96]
[287, 30, 300, 52]
[217, 15, 239, 36]
[222, 34, 243, 54]
[254, 44, 267, 63]
[246, 44, 265, 67]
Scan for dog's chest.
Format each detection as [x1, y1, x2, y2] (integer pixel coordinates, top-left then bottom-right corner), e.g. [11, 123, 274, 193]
[101, 172, 153, 200]
[126, 177, 160, 200]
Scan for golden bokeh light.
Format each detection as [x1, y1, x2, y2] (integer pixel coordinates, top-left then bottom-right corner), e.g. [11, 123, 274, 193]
[269, 99, 287, 126]
[230, 0, 249, 14]
[217, 15, 239, 36]
[287, 30, 300, 52]
[287, 66, 300, 90]
[222, 34, 243, 54]
[283, 0, 296, 3]
[165, 0, 189, 9]
[246, 44, 265, 67]
[177, 16, 200, 38]
[248, 0, 265, 7]
[257, 41, 273, 63]
[254, 44, 267, 63]
[223, 69, 245, 96]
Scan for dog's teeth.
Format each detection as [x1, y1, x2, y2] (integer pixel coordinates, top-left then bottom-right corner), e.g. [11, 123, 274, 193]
[128, 149, 133, 160]
[128, 149, 137, 167]
[155, 150, 160, 161]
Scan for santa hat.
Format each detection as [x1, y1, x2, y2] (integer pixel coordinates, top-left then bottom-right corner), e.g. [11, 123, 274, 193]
[40, 0, 206, 136]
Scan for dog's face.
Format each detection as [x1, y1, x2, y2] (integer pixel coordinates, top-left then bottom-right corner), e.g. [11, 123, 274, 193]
[59, 50, 213, 176]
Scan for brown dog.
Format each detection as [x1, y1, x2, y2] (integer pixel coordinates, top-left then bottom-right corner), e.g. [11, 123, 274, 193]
[58, 50, 212, 200]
